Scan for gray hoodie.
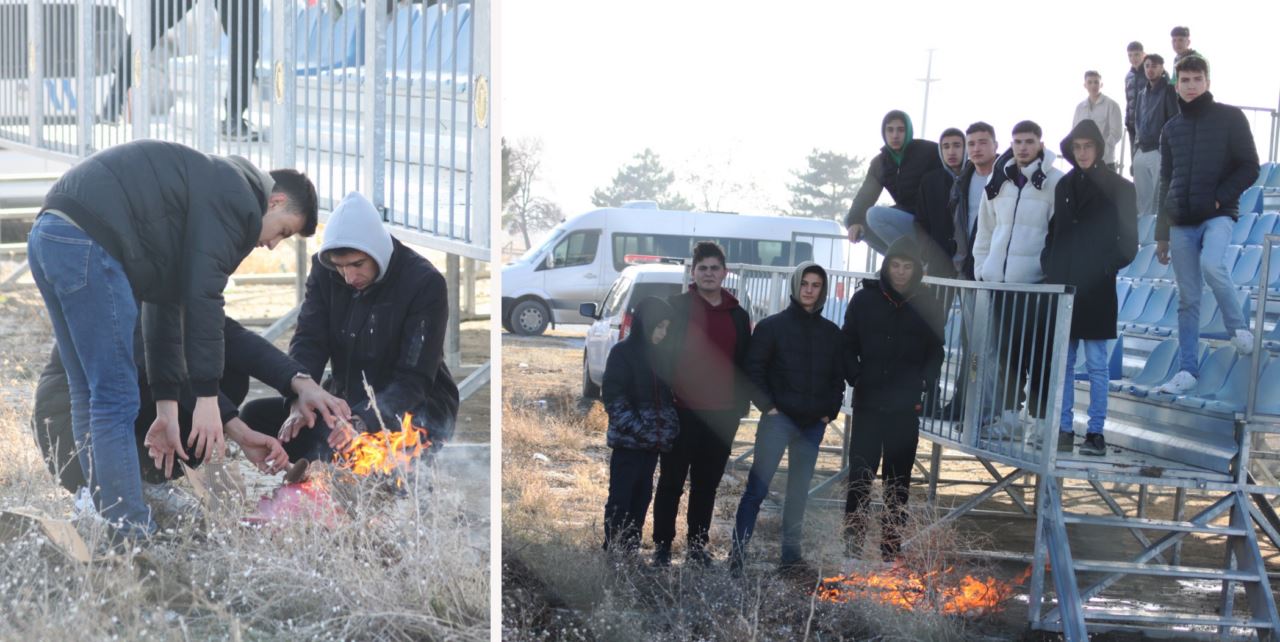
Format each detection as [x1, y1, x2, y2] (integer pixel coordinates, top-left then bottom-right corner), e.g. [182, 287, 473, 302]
[319, 192, 395, 283]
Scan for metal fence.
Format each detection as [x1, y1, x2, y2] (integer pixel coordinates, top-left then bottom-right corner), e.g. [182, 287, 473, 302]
[1245, 233, 1280, 495]
[0, 0, 491, 260]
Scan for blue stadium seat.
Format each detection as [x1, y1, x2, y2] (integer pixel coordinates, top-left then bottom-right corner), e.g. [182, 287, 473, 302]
[1231, 245, 1264, 286]
[1254, 163, 1277, 188]
[1240, 186, 1264, 215]
[1141, 251, 1174, 279]
[1072, 337, 1123, 381]
[1118, 338, 1180, 394]
[1122, 244, 1156, 279]
[295, 5, 364, 76]
[1266, 164, 1280, 189]
[396, 2, 471, 84]
[1179, 354, 1253, 412]
[1124, 284, 1176, 333]
[1254, 357, 1280, 415]
[1143, 291, 1182, 337]
[1148, 346, 1237, 404]
[1116, 282, 1153, 326]
[1247, 212, 1277, 245]
[1197, 293, 1230, 340]
[1232, 213, 1258, 245]
[1116, 280, 1132, 311]
[1138, 215, 1156, 245]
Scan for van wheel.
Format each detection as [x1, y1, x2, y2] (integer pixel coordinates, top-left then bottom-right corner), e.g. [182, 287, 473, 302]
[582, 351, 600, 399]
[510, 299, 550, 336]
[501, 314, 514, 333]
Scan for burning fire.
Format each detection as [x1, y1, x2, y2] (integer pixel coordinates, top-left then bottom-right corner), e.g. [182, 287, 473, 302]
[817, 564, 1033, 617]
[333, 412, 431, 481]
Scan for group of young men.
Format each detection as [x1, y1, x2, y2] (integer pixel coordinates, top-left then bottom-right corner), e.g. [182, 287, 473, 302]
[600, 25, 1262, 574]
[28, 140, 459, 546]
[843, 28, 1259, 457]
[602, 239, 943, 575]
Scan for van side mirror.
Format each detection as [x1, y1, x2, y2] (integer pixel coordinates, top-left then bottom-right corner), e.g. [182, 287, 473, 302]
[579, 302, 598, 319]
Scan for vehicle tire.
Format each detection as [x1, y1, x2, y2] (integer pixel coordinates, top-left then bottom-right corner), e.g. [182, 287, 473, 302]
[509, 299, 550, 336]
[501, 314, 514, 333]
[582, 351, 601, 399]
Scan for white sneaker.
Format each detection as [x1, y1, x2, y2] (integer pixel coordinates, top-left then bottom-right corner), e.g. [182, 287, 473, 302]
[1232, 329, 1255, 355]
[1154, 370, 1198, 395]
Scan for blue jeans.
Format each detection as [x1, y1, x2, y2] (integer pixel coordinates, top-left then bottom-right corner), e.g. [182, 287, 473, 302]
[732, 412, 825, 564]
[28, 215, 155, 541]
[1169, 217, 1244, 375]
[864, 206, 918, 256]
[1060, 339, 1108, 435]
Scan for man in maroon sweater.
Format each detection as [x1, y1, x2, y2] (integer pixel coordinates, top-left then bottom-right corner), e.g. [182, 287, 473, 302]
[651, 241, 753, 566]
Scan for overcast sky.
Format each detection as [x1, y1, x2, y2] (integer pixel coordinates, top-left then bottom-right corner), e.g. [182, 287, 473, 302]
[499, 0, 1280, 244]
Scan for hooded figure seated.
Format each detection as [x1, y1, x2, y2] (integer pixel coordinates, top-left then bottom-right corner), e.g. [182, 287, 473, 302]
[240, 192, 460, 464]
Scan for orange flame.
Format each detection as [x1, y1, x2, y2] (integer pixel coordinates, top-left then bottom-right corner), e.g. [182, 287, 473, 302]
[817, 564, 1033, 617]
[333, 412, 431, 480]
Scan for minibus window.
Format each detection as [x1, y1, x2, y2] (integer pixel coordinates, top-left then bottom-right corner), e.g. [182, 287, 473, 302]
[548, 230, 601, 269]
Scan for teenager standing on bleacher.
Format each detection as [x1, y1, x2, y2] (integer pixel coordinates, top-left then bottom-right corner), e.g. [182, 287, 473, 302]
[1152, 56, 1260, 395]
[1043, 119, 1138, 456]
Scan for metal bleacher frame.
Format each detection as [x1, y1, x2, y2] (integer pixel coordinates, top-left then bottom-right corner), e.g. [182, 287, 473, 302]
[727, 245, 1280, 639]
[0, 0, 494, 394]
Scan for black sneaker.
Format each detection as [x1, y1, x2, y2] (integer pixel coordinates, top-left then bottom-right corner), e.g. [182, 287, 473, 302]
[220, 117, 261, 142]
[1057, 431, 1075, 452]
[686, 547, 713, 568]
[1080, 433, 1107, 456]
[652, 543, 672, 567]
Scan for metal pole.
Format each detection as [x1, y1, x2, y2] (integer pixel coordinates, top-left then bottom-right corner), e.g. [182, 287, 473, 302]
[74, 0, 93, 156]
[131, 0, 152, 141]
[27, 0, 44, 149]
[917, 48, 939, 140]
[446, 252, 461, 371]
[360, 0, 386, 210]
[196, 0, 220, 151]
[1246, 235, 1273, 421]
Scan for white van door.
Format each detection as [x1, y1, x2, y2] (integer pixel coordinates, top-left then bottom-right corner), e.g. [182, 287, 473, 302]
[538, 228, 605, 324]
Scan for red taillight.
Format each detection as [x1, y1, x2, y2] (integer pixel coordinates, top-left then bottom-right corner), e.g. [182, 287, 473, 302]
[836, 282, 845, 299]
[619, 311, 633, 340]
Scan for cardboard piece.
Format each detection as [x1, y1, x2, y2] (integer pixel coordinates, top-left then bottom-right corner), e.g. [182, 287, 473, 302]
[181, 460, 247, 515]
[0, 507, 93, 562]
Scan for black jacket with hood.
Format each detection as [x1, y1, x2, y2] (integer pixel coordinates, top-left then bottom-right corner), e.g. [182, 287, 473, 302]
[602, 297, 680, 452]
[292, 193, 459, 447]
[42, 140, 274, 401]
[844, 110, 942, 228]
[745, 262, 846, 426]
[843, 238, 946, 414]
[914, 128, 968, 278]
[1043, 119, 1139, 340]
[950, 155, 1000, 281]
[1156, 91, 1260, 241]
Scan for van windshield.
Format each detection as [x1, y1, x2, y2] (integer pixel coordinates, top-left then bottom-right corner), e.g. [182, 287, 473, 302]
[513, 228, 565, 264]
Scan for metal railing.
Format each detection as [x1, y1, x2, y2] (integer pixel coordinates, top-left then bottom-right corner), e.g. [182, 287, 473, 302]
[1244, 233, 1280, 496]
[732, 264, 1076, 476]
[0, 0, 491, 260]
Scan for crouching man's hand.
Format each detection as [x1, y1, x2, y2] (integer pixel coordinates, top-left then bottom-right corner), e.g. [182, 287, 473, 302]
[225, 417, 288, 475]
[290, 374, 351, 432]
[143, 400, 189, 478]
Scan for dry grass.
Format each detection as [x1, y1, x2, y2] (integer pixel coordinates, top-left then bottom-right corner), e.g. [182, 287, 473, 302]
[0, 288, 490, 641]
[500, 399, 1015, 641]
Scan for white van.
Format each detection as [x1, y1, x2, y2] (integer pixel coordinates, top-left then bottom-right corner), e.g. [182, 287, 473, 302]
[501, 203, 846, 335]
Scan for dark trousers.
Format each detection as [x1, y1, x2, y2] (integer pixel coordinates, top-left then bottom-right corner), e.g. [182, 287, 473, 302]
[603, 448, 659, 552]
[651, 407, 740, 551]
[844, 410, 920, 559]
[103, 0, 262, 121]
[992, 291, 1056, 418]
[240, 397, 336, 463]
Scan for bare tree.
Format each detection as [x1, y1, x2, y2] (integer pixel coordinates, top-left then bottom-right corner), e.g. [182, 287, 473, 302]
[502, 138, 563, 248]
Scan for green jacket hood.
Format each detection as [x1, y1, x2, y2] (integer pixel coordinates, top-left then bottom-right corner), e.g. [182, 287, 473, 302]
[882, 109, 915, 165]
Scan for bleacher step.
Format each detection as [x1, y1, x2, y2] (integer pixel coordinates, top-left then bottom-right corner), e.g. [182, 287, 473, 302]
[1080, 609, 1274, 629]
[1061, 513, 1246, 536]
[1072, 560, 1261, 582]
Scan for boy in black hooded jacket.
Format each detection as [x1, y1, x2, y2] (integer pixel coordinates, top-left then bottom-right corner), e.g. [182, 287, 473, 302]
[602, 297, 679, 553]
[843, 238, 945, 560]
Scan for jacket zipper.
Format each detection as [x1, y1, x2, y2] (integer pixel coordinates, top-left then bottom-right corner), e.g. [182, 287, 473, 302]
[1001, 173, 1025, 279]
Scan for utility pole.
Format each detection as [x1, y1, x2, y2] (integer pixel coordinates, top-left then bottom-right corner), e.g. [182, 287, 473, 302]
[918, 49, 940, 139]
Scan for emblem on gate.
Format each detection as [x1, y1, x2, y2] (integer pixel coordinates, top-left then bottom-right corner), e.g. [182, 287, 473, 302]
[275, 62, 285, 104]
[474, 75, 489, 128]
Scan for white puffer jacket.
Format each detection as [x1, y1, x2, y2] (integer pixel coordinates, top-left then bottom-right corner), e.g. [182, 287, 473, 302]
[972, 149, 1064, 284]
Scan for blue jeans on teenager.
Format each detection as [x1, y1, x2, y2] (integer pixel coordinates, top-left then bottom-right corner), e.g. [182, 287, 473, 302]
[28, 214, 156, 541]
[865, 206, 918, 256]
[732, 412, 826, 564]
[1060, 339, 1108, 435]
[1168, 217, 1245, 375]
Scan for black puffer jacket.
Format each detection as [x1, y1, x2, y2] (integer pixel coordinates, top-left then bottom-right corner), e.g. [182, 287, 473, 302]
[291, 239, 459, 446]
[746, 263, 846, 425]
[915, 166, 959, 277]
[1043, 119, 1139, 340]
[844, 238, 946, 414]
[844, 111, 942, 228]
[1155, 91, 1260, 241]
[603, 297, 680, 452]
[42, 140, 271, 400]
[1135, 73, 1178, 153]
